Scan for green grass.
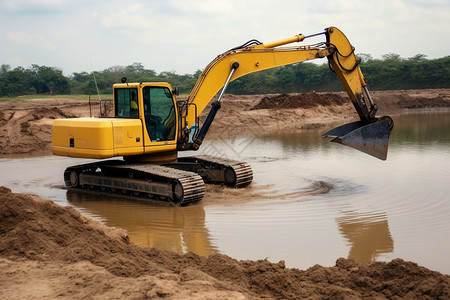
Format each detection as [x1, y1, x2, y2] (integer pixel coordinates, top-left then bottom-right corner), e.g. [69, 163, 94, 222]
[0, 94, 113, 101]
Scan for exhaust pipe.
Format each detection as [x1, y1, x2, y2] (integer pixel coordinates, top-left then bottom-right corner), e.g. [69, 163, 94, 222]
[322, 116, 393, 160]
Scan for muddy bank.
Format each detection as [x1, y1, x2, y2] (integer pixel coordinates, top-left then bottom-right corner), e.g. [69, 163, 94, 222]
[1, 89, 449, 156]
[1, 187, 449, 299]
[207, 89, 450, 136]
[250, 93, 348, 110]
[0, 99, 81, 156]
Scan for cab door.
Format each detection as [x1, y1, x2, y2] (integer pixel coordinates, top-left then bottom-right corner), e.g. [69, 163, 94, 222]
[111, 86, 144, 156]
[142, 85, 178, 154]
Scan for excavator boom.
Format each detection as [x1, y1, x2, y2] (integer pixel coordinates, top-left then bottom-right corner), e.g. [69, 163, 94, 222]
[180, 26, 393, 160]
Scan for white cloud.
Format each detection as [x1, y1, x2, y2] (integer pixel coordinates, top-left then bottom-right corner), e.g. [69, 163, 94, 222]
[0, 0, 64, 15]
[0, 0, 448, 75]
[407, 0, 449, 7]
[100, 4, 151, 29]
[7, 31, 56, 51]
[171, 0, 233, 15]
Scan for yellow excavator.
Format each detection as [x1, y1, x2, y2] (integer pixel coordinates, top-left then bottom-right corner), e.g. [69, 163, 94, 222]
[52, 27, 393, 205]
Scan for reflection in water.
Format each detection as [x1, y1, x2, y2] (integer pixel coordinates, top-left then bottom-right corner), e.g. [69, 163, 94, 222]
[336, 211, 394, 263]
[391, 111, 450, 144]
[311, 177, 394, 263]
[66, 190, 217, 256]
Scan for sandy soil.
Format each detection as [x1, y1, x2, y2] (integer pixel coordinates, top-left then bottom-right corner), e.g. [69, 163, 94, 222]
[1, 90, 450, 299]
[1, 187, 449, 299]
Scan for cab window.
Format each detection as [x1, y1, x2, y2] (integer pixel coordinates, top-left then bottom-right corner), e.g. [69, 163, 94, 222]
[115, 88, 139, 118]
[143, 86, 176, 141]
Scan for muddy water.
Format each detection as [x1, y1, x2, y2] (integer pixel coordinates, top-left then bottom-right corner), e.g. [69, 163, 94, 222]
[1, 111, 450, 274]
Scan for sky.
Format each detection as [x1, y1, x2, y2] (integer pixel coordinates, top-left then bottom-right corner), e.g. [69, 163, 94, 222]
[1, 0, 449, 76]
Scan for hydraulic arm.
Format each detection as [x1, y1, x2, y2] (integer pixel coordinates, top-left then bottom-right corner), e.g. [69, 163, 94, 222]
[179, 27, 393, 160]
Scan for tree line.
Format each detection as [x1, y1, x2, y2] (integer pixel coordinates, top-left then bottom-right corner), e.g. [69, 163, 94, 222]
[227, 54, 450, 94]
[1, 54, 449, 97]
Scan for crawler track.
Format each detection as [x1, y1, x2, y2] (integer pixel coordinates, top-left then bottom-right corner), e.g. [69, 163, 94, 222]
[63, 156, 252, 205]
[64, 160, 205, 205]
[166, 155, 253, 188]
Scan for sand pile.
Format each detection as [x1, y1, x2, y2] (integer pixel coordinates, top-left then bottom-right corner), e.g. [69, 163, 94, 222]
[361, 89, 450, 116]
[1, 186, 449, 299]
[250, 93, 347, 110]
[0, 106, 76, 155]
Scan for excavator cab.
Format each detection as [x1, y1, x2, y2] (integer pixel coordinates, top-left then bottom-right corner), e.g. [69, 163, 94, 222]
[114, 83, 177, 143]
[110, 82, 179, 162]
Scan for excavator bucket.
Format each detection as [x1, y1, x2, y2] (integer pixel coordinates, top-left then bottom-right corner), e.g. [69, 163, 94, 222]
[322, 119, 391, 160]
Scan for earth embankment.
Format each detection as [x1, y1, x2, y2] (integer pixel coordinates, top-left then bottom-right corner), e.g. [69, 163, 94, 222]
[1, 89, 449, 156]
[1, 187, 449, 299]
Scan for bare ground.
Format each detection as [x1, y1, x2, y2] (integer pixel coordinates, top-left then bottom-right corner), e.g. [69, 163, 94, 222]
[1, 186, 449, 299]
[1, 90, 450, 299]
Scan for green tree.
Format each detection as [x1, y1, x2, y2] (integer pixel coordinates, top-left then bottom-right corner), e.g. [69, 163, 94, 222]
[27, 65, 70, 94]
[1, 55, 450, 97]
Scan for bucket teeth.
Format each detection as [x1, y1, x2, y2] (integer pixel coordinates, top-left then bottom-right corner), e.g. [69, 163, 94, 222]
[323, 120, 391, 160]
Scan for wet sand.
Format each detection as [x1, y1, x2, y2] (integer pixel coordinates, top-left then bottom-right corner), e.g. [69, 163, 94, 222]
[1, 186, 449, 299]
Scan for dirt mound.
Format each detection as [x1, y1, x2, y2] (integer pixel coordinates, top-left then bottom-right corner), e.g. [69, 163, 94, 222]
[250, 93, 348, 110]
[32, 106, 77, 120]
[0, 186, 164, 277]
[0, 111, 9, 127]
[1, 187, 449, 299]
[396, 95, 450, 109]
[370, 90, 450, 115]
[0, 106, 76, 155]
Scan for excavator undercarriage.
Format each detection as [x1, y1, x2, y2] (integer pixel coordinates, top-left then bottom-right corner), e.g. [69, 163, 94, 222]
[63, 155, 252, 205]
